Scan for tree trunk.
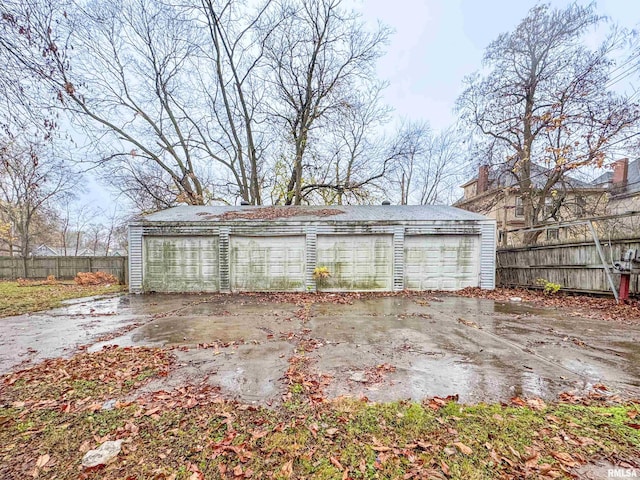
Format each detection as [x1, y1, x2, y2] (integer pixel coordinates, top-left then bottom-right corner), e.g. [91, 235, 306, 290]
[294, 152, 303, 205]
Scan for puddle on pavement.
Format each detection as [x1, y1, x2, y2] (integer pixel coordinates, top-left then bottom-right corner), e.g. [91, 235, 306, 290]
[4, 293, 640, 404]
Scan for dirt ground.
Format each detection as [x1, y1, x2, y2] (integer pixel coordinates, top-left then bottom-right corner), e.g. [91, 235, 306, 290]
[2, 290, 640, 405]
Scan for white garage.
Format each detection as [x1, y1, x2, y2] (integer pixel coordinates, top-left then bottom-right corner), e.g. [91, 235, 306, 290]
[317, 234, 393, 291]
[129, 205, 495, 293]
[404, 235, 480, 290]
[143, 236, 219, 292]
[230, 235, 306, 291]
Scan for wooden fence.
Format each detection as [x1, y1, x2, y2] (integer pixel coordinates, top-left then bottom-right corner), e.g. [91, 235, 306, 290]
[0, 256, 128, 284]
[496, 237, 640, 295]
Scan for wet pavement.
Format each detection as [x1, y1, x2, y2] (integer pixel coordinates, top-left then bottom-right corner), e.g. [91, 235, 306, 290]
[2, 293, 640, 405]
[0, 294, 201, 373]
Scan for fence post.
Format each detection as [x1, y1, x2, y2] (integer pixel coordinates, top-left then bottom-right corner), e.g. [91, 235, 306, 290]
[122, 257, 128, 285]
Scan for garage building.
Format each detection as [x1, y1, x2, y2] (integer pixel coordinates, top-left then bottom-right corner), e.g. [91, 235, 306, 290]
[128, 205, 496, 293]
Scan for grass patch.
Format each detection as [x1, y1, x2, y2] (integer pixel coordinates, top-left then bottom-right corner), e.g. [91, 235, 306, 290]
[0, 280, 125, 317]
[0, 396, 638, 478]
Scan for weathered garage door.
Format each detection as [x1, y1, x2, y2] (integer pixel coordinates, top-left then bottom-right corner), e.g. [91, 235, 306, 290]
[317, 234, 393, 291]
[143, 236, 219, 292]
[404, 235, 479, 290]
[230, 236, 306, 291]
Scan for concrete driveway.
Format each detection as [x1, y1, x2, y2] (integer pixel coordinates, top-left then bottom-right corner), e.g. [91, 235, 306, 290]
[2, 293, 640, 405]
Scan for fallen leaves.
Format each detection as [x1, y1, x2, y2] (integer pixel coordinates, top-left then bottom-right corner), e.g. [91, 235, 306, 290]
[457, 317, 480, 328]
[453, 442, 473, 455]
[283, 345, 332, 404]
[36, 454, 50, 468]
[457, 287, 640, 323]
[187, 463, 205, 480]
[209, 206, 345, 221]
[74, 271, 119, 286]
[1, 391, 638, 480]
[280, 459, 293, 478]
[425, 395, 459, 411]
[370, 445, 392, 452]
[31, 453, 51, 477]
[510, 396, 548, 410]
[1, 346, 173, 409]
[523, 446, 540, 468]
[440, 459, 450, 476]
[362, 363, 397, 384]
[550, 451, 581, 468]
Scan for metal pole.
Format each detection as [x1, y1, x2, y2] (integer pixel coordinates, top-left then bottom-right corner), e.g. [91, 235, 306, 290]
[588, 220, 619, 302]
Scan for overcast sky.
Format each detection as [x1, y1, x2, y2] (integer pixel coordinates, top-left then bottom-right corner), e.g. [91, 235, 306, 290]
[356, 0, 639, 131]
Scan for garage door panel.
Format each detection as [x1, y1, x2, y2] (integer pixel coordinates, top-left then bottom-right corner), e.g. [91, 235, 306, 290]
[230, 236, 306, 291]
[404, 235, 479, 291]
[317, 235, 393, 291]
[143, 236, 219, 292]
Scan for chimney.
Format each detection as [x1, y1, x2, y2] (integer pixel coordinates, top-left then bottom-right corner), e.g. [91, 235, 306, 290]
[612, 158, 629, 187]
[477, 165, 489, 194]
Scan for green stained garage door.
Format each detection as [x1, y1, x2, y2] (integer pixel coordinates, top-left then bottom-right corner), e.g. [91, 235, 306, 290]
[230, 236, 306, 291]
[143, 236, 219, 292]
[404, 235, 479, 290]
[316, 234, 393, 291]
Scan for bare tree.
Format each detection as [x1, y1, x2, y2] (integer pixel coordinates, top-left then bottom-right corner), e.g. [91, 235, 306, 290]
[1, 0, 404, 209]
[263, 0, 391, 205]
[387, 122, 468, 206]
[416, 126, 468, 205]
[0, 0, 278, 207]
[198, 0, 277, 204]
[457, 3, 640, 244]
[102, 206, 127, 255]
[289, 83, 399, 204]
[0, 139, 77, 272]
[390, 121, 431, 205]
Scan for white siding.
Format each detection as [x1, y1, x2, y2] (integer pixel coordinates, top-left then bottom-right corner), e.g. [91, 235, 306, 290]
[404, 235, 480, 290]
[230, 236, 306, 291]
[479, 222, 497, 289]
[316, 234, 393, 291]
[128, 225, 143, 293]
[143, 236, 219, 292]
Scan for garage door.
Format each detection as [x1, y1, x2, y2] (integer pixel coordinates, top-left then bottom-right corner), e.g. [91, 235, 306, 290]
[143, 236, 219, 292]
[317, 234, 393, 291]
[230, 236, 306, 291]
[404, 235, 479, 290]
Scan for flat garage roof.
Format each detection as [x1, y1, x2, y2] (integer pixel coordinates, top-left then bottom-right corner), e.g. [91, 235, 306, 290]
[138, 205, 490, 223]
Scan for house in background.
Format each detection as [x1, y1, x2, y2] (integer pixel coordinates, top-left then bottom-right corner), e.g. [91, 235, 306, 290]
[31, 245, 89, 257]
[453, 164, 611, 246]
[31, 244, 127, 257]
[592, 158, 640, 215]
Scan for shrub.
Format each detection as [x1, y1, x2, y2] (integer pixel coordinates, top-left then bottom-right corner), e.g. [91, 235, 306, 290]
[536, 278, 561, 295]
[312, 266, 331, 280]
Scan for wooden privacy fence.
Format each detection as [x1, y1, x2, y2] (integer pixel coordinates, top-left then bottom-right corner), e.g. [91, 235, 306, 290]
[496, 237, 640, 295]
[0, 256, 128, 285]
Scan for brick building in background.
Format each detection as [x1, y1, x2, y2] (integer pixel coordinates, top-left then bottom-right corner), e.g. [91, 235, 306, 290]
[454, 160, 639, 247]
